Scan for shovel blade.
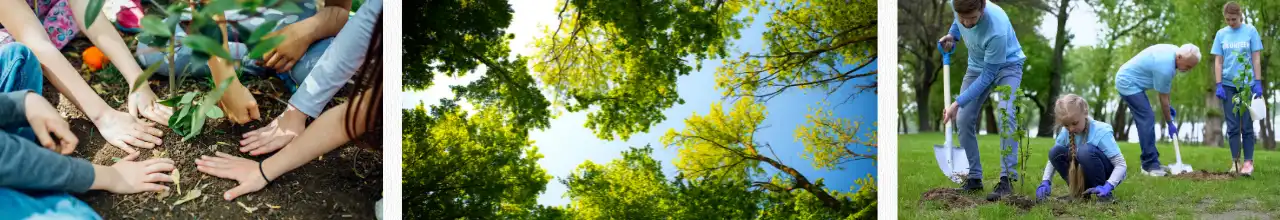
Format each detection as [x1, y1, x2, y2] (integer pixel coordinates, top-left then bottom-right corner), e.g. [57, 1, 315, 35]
[934, 144, 970, 184]
[1168, 163, 1194, 175]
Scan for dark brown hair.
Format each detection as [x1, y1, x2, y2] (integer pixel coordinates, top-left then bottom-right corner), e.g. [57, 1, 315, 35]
[954, 0, 985, 14]
[344, 13, 383, 148]
[1224, 1, 1242, 16]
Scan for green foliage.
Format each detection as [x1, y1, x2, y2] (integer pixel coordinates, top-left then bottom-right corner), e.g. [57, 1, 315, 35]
[562, 146, 677, 219]
[796, 103, 877, 170]
[994, 85, 1032, 191]
[404, 0, 516, 91]
[532, 0, 761, 141]
[402, 102, 551, 219]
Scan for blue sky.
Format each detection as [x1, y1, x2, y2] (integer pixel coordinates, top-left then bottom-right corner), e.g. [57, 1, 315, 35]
[403, 1, 878, 207]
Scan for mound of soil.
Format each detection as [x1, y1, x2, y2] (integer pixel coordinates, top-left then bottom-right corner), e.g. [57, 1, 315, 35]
[1173, 170, 1240, 180]
[920, 188, 985, 209]
[1001, 194, 1037, 210]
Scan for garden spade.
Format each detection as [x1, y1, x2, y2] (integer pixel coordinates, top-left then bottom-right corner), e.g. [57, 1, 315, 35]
[1168, 133, 1193, 175]
[933, 42, 969, 184]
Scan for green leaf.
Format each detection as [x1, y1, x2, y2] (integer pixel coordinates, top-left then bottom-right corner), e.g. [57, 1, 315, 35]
[276, 1, 303, 14]
[141, 15, 172, 37]
[158, 95, 184, 107]
[185, 77, 235, 141]
[84, 0, 105, 29]
[131, 59, 166, 92]
[250, 36, 284, 59]
[182, 35, 233, 61]
[203, 0, 241, 14]
[165, 3, 186, 16]
[206, 106, 225, 119]
[248, 18, 281, 45]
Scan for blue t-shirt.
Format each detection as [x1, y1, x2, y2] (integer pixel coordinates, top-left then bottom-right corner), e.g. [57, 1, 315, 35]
[1054, 118, 1122, 158]
[947, 1, 1026, 106]
[1211, 24, 1263, 87]
[1114, 44, 1178, 96]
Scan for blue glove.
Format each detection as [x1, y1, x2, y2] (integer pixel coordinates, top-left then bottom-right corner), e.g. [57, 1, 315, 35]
[1253, 80, 1264, 99]
[1168, 121, 1178, 137]
[1036, 180, 1052, 201]
[1084, 182, 1116, 198]
[1217, 83, 1229, 100]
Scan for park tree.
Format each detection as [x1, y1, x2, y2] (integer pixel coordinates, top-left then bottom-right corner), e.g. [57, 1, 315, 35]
[402, 102, 552, 219]
[898, 0, 953, 132]
[402, 0, 553, 218]
[532, 0, 761, 141]
[561, 146, 678, 219]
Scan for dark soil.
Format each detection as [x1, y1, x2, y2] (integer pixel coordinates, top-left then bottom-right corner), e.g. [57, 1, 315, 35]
[1001, 194, 1037, 210]
[920, 188, 985, 209]
[51, 37, 382, 219]
[1173, 170, 1241, 181]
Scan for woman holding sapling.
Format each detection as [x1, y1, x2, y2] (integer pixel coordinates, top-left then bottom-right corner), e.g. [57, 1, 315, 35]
[0, 0, 171, 155]
[1036, 94, 1128, 203]
[1212, 1, 1263, 176]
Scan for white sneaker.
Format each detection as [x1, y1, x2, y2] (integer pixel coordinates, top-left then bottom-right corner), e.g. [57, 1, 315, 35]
[1142, 168, 1168, 177]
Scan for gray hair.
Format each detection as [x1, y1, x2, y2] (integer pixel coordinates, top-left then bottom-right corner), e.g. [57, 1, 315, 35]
[1178, 44, 1202, 62]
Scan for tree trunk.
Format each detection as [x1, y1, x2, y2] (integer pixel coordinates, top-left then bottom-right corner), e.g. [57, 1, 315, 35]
[985, 102, 999, 134]
[915, 63, 937, 133]
[1261, 56, 1275, 150]
[1206, 92, 1224, 147]
[1113, 100, 1128, 140]
[1037, 0, 1072, 138]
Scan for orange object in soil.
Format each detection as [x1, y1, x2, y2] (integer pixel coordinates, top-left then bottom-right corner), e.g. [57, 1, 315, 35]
[83, 46, 108, 71]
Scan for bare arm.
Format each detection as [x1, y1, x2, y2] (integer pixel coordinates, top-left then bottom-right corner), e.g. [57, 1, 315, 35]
[260, 86, 377, 180]
[1216, 55, 1224, 84]
[0, 0, 111, 120]
[285, 0, 352, 45]
[1160, 94, 1172, 123]
[67, 0, 146, 87]
[1253, 51, 1264, 81]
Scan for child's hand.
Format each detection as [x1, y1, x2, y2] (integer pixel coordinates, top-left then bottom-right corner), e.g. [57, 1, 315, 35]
[24, 92, 77, 154]
[127, 86, 174, 126]
[195, 152, 269, 201]
[260, 25, 311, 72]
[239, 105, 306, 155]
[101, 153, 175, 194]
[218, 82, 262, 124]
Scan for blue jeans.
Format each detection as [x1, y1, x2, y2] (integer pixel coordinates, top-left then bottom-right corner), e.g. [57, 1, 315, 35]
[0, 43, 43, 141]
[1220, 86, 1256, 161]
[135, 3, 332, 92]
[0, 43, 98, 219]
[1121, 92, 1162, 170]
[1048, 143, 1115, 188]
[958, 61, 1023, 179]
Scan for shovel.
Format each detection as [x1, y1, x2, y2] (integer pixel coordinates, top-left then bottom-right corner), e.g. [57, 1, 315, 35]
[1167, 132, 1193, 175]
[933, 42, 969, 184]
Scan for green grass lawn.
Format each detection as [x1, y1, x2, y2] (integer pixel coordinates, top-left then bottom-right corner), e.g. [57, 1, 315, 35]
[900, 133, 1277, 219]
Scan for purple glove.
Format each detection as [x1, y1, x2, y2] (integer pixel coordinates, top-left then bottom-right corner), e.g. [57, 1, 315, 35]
[1217, 83, 1229, 100]
[1036, 180, 1051, 201]
[1253, 80, 1264, 99]
[1084, 182, 1116, 198]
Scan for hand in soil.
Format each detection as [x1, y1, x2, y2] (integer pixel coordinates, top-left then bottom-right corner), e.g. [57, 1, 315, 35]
[101, 153, 175, 194]
[219, 82, 262, 124]
[94, 110, 164, 154]
[195, 152, 269, 201]
[240, 106, 306, 155]
[25, 92, 77, 154]
[127, 87, 174, 126]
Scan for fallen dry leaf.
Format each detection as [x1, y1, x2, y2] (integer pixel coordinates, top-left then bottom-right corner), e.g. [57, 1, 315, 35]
[172, 168, 182, 192]
[174, 189, 202, 206]
[266, 204, 281, 209]
[156, 188, 171, 201]
[237, 201, 259, 213]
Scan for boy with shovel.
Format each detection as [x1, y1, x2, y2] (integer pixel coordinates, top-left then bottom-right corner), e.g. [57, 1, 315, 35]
[1114, 43, 1201, 177]
[937, 0, 1025, 200]
[1036, 94, 1129, 203]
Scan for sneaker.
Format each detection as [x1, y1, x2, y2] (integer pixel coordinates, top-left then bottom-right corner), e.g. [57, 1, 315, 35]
[1242, 160, 1254, 176]
[956, 178, 983, 193]
[985, 176, 1013, 201]
[1230, 160, 1241, 173]
[1142, 168, 1167, 177]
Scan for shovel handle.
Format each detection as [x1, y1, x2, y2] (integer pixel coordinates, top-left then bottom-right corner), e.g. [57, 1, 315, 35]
[938, 42, 955, 65]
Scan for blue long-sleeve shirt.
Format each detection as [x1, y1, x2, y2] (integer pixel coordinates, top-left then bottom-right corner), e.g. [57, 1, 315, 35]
[1114, 44, 1177, 96]
[289, 0, 382, 117]
[0, 91, 95, 193]
[948, 1, 1026, 106]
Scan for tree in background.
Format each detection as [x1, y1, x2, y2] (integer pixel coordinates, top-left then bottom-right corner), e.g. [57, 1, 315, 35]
[532, 0, 759, 141]
[402, 0, 553, 218]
